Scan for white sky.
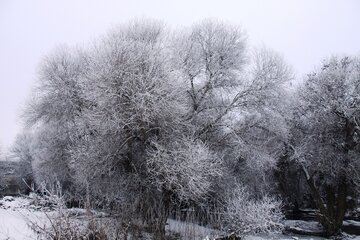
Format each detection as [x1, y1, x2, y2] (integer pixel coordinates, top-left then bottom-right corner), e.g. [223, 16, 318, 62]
[1, 0, 360, 151]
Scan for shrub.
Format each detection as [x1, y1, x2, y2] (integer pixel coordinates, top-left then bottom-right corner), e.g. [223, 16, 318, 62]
[223, 183, 283, 235]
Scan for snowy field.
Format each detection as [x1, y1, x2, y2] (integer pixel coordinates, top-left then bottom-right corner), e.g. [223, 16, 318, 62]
[0, 208, 38, 239]
[0, 196, 359, 240]
[0, 197, 47, 240]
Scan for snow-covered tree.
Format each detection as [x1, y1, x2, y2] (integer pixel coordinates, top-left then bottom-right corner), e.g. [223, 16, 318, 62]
[25, 46, 88, 126]
[23, 19, 294, 238]
[172, 19, 247, 135]
[225, 48, 292, 196]
[68, 20, 224, 238]
[173, 20, 293, 197]
[24, 46, 90, 195]
[292, 56, 360, 235]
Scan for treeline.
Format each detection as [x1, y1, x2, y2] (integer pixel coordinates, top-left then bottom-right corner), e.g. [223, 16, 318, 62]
[11, 19, 360, 238]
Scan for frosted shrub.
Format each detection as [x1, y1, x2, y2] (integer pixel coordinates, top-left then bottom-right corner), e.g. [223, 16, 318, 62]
[28, 183, 108, 240]
[224, 184, 283, 234]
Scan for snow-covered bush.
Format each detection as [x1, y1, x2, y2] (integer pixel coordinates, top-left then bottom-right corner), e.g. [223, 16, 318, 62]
[28, 183, 108, 240]
[224, 183, 283, 234]
[30, 210, 108, 240]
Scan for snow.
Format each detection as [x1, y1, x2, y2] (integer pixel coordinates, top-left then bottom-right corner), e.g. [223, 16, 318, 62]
[243, 234, 325, 240]
[167, 218, 328, 240]
[0, 208, 37, 240]
[285, 220, 323, 232]
[3, 196, 15, 202]
[0, 196, 359, 240]
[344, 220, 360, 227]
[167, 218, 222, 239]
[0, 196, 49, 240]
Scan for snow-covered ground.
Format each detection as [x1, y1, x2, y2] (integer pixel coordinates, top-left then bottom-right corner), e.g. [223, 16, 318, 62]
[167, 218, 327, 240]
[167, 218, 222, 239]
[167, 218, 325, 240]
[0, 196, 49, 240]
[0, 208, 37, 239]
[1, 196, 360, 240]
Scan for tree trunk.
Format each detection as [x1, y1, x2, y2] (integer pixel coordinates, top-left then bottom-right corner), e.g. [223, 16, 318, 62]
[301, 164, 348, 236]
[154, 189, 172, 240]
[333, 174, 348, 235]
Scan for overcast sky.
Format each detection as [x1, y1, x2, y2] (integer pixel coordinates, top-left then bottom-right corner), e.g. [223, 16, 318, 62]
[1, 0, 360, 151]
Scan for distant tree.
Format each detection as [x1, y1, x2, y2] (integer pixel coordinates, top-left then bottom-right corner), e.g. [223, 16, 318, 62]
[11, 132, 35, 190]
[292, 56, 360, 236]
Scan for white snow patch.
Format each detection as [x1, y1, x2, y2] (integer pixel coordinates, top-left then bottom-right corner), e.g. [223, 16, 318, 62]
[344, 220, 360, 227]
[167, 218, 222, 239]
[0, 196, 49, 240]
[284, 220, 323, 231]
